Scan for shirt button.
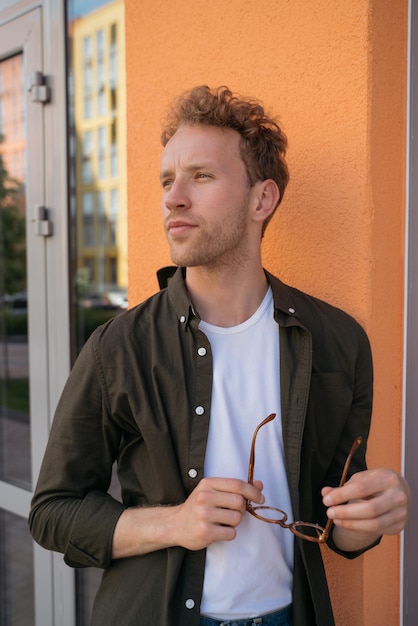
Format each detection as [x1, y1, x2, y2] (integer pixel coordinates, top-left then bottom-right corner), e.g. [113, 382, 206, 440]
[195, 406, 205, 416]
[185, 599, 195, 610]
[180, 315, 186, 323]
[197, 347, 207, 357]
[288, 307, 296, 314]
[188, 468, 198, 478]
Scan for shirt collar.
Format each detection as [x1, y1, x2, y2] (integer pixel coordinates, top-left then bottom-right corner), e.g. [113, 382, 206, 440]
[166, 266, 302, 329]
[264, 270, 301, 320]
[167, 267, 197, 329]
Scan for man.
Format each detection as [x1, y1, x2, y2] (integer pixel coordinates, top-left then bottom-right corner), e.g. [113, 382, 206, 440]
[29, 86, 409, 626]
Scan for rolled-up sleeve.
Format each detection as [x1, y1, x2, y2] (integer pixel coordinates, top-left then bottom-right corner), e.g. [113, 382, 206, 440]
[28, 328, 127, 569]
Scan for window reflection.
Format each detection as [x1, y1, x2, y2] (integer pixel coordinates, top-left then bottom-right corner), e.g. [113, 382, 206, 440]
[67, 0, 126, 622]
[82, 131, 93, 183]
[97, 30, 106, 115]
[68, 0, 127, 358]
[0, 52, 31, 491]
[97, 126, 106, 179]
[82, 36, 93, 119]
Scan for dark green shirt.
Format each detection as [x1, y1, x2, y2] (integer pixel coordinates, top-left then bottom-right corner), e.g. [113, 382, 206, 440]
[29, 268, 376, 626]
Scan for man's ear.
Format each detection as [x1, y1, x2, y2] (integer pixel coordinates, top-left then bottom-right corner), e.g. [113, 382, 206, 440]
[252, 179, 280, 223]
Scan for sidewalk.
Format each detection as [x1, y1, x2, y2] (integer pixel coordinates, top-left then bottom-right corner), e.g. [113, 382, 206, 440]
[0, 339, 29, 379]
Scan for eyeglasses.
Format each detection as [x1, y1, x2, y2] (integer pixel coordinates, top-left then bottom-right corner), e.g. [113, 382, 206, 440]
[246, 413, 362, 543]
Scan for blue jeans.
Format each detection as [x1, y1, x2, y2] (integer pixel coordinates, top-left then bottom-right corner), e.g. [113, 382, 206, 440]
[200, 604, 293, 626]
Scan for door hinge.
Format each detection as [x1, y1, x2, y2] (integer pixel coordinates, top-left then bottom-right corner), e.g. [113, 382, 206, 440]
[28, 71, 51, 104]
[33, 205, 53, 237]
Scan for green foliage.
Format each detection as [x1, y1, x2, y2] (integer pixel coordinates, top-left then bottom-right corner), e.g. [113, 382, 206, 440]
[0, 377, 29, 414]
[1, 311, 27, 335]
[0, 140, 26, 296]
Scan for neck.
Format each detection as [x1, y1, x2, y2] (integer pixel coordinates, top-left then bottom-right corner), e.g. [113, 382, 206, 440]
[185, 263, 269, 327]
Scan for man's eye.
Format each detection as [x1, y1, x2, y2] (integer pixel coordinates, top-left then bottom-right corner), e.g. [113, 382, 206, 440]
[162, 179, 173, 188]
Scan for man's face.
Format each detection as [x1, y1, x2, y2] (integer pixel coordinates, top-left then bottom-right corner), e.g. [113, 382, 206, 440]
[160, 125, 257, 270]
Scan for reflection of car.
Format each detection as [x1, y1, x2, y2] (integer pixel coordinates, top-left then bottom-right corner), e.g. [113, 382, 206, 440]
[1, 292, 28, 315]
[106, 291, 128, 309]
[79, 290, 127, 311]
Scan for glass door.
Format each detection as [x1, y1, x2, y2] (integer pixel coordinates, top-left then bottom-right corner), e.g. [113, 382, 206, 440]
[0, 8, 57, 625]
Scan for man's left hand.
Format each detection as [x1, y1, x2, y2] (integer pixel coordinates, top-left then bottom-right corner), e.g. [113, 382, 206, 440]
[322, 468, 410, 552]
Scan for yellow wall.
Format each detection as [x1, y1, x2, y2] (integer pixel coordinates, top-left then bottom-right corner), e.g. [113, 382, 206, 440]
[125, 1, 407, 623]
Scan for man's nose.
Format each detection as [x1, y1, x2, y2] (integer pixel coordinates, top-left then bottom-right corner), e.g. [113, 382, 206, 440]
[164, 178, 191, 211]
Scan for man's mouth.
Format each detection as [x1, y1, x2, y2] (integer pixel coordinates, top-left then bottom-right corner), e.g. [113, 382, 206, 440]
[166, 220, 196, 236]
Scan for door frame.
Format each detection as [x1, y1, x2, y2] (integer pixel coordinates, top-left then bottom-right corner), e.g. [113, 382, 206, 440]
[403, 0, 418, 624]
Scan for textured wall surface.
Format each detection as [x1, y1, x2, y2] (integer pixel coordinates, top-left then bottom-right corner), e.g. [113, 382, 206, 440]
[125, 1, 407, 624]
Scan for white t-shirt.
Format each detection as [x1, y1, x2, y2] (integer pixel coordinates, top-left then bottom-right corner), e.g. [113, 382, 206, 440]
[199, 288, 294, 620]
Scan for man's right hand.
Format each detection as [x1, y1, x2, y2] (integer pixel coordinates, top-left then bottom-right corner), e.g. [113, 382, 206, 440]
[112, 477, 264, 558]
[171, 477, 265, 550]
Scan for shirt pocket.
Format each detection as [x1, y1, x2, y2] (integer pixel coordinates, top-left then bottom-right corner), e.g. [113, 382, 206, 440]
[304, 371, 353, 448]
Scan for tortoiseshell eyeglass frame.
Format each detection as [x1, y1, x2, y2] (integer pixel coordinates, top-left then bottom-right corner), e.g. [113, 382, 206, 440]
[246, 413, 362, 543]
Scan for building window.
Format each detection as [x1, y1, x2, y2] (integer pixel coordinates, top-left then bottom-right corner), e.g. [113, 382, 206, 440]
[82, 192, 94, 247]
[82, 131, 93, 184]
[109, 23, 117, 90]
[82, 36, 93, 119]
[109, 257, 117, 284]
[109, 188, 118, 246]
[97, 29, 106, 116]
[97, 126, 106, 179]
[98, 190, 106, 246]
[110, 119, 117, 177]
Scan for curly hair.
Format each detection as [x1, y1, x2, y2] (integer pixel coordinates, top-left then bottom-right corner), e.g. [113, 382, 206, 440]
[161, 86, 289, 213]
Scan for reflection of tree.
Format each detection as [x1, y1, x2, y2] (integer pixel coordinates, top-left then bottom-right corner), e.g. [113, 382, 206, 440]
[0, 138, 26, 382]
[0, 143, 26, 296]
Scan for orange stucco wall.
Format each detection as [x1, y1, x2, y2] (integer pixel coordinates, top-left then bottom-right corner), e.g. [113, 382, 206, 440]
[125, 1, 407, 624]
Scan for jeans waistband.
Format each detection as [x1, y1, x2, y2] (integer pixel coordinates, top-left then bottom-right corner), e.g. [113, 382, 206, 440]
[200, 604, 293, 626]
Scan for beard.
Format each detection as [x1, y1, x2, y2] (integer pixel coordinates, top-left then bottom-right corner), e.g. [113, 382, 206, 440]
[166, 197, 251, 270]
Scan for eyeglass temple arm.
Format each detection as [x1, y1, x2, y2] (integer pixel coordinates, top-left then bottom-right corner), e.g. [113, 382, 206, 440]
[247, 413, 276, 485]
[319, 436, 363, 543]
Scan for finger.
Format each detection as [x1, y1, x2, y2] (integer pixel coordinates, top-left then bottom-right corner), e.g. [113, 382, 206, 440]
[330, 507, 408, 536]
[180, 510, 240, 549]
[200, 505, 244, 528]
[322, 468, 405, 507]
[201, 477, 265, 504]
[326, 489, 409, 535]
[326, 495, 387, 522]
[194, 480, 264, 517]
[193, 483, 243, 514]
